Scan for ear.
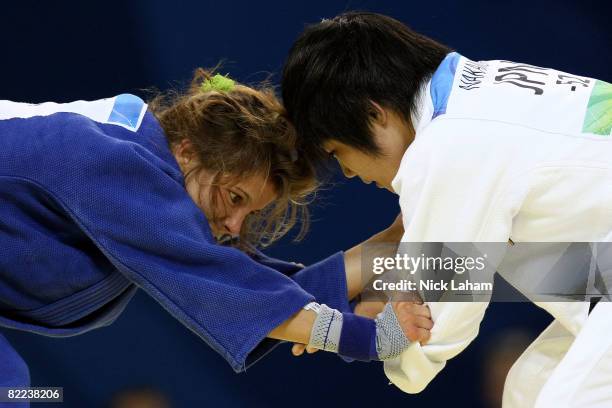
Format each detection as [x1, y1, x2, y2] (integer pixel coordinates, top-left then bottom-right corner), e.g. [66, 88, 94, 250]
[174, 139, 196, 167]
[368, 101, 388, 127]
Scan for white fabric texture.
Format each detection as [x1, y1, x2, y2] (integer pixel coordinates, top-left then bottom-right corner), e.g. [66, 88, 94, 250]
[385, 55, 612, 405]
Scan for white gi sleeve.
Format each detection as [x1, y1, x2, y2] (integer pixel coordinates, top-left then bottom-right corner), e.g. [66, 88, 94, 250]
[385, 118, 525, 393]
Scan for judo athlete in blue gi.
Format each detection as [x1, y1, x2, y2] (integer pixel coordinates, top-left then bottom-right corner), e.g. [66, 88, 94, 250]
[0, 69, 433, 405]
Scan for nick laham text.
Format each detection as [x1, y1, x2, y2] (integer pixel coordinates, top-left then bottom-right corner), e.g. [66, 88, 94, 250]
[372, 279, 493, 292]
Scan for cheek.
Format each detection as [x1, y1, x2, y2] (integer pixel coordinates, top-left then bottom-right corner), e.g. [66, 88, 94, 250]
[184, 178, 201, 206]
[204, 186, 229, 221]
[337, 153, 359, 172]
[378, 128, 408, 166]
[188, 182, 216, 220]
[345, 153, 376, 175]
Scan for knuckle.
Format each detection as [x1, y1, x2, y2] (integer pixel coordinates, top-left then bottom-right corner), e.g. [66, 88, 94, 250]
[406, 327, 418, 341]
[420, 317, 433, 329]
[400, 316, 414, 326]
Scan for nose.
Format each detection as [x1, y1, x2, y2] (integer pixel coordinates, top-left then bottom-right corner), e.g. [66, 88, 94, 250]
[223, 210, 247, 236]
[340, 163, 356, 178]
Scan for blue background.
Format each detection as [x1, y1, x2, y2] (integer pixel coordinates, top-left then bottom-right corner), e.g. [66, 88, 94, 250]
[1, 1, 610, 407]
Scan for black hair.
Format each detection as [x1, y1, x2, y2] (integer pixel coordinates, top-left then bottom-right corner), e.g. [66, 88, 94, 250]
[282, 12, 452, 164]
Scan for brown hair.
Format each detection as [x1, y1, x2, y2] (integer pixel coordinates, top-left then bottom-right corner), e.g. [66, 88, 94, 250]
[149, 68, 317, 249]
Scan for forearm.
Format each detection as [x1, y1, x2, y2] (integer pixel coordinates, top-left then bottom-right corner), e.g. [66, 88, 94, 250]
[267, 308, 316, 344]
[344, 226, 403, 299]
[268, 300, 423, 362]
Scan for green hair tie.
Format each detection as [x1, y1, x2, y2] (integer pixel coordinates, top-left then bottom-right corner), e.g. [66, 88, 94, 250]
[201, 74, 235, 93]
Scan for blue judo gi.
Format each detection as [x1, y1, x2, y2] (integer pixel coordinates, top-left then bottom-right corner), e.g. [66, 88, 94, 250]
[0, 95, 350, 391]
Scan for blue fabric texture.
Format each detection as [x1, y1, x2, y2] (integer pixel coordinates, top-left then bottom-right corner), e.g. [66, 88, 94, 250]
[285, 252, 351, 313]
[244, 251, 351, 368]
[0, 100, 350, 373]
[0, 334, 30, 408]
[338, 313, 378, 362]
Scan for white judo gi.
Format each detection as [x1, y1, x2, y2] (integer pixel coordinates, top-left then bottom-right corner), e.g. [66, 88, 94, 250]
[385, 53, 612, 407]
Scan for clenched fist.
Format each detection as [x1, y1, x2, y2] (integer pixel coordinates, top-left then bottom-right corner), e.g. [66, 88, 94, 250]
[392, 301, 433, 344]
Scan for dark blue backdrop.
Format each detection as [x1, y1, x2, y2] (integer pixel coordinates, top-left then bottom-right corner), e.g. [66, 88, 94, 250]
[1, 1, 610, 407]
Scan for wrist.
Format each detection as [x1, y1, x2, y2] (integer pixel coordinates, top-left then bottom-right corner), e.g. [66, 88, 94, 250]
[308, 304, 378, 361]
[375, 303, 411, 360]
[307, 303, 410, 362]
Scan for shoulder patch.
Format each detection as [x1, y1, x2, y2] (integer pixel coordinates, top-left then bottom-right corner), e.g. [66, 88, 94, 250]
[107, 93, 147, 131]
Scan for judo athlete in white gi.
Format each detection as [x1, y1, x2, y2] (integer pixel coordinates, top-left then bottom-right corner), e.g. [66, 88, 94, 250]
[282, 12, 612, 407]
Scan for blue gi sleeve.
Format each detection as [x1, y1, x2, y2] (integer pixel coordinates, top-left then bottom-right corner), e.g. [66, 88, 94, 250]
[46, 138, 315, 373]
[0, 333, 30, 407]
[250, 251, 352, 313]
[244, 251, 353, 368]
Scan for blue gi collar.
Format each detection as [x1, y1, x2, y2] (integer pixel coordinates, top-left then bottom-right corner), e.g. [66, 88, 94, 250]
[431, 51, 461, 119]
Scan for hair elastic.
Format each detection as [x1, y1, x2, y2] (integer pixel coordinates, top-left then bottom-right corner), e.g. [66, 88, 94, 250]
[201, 74, 235, 93]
